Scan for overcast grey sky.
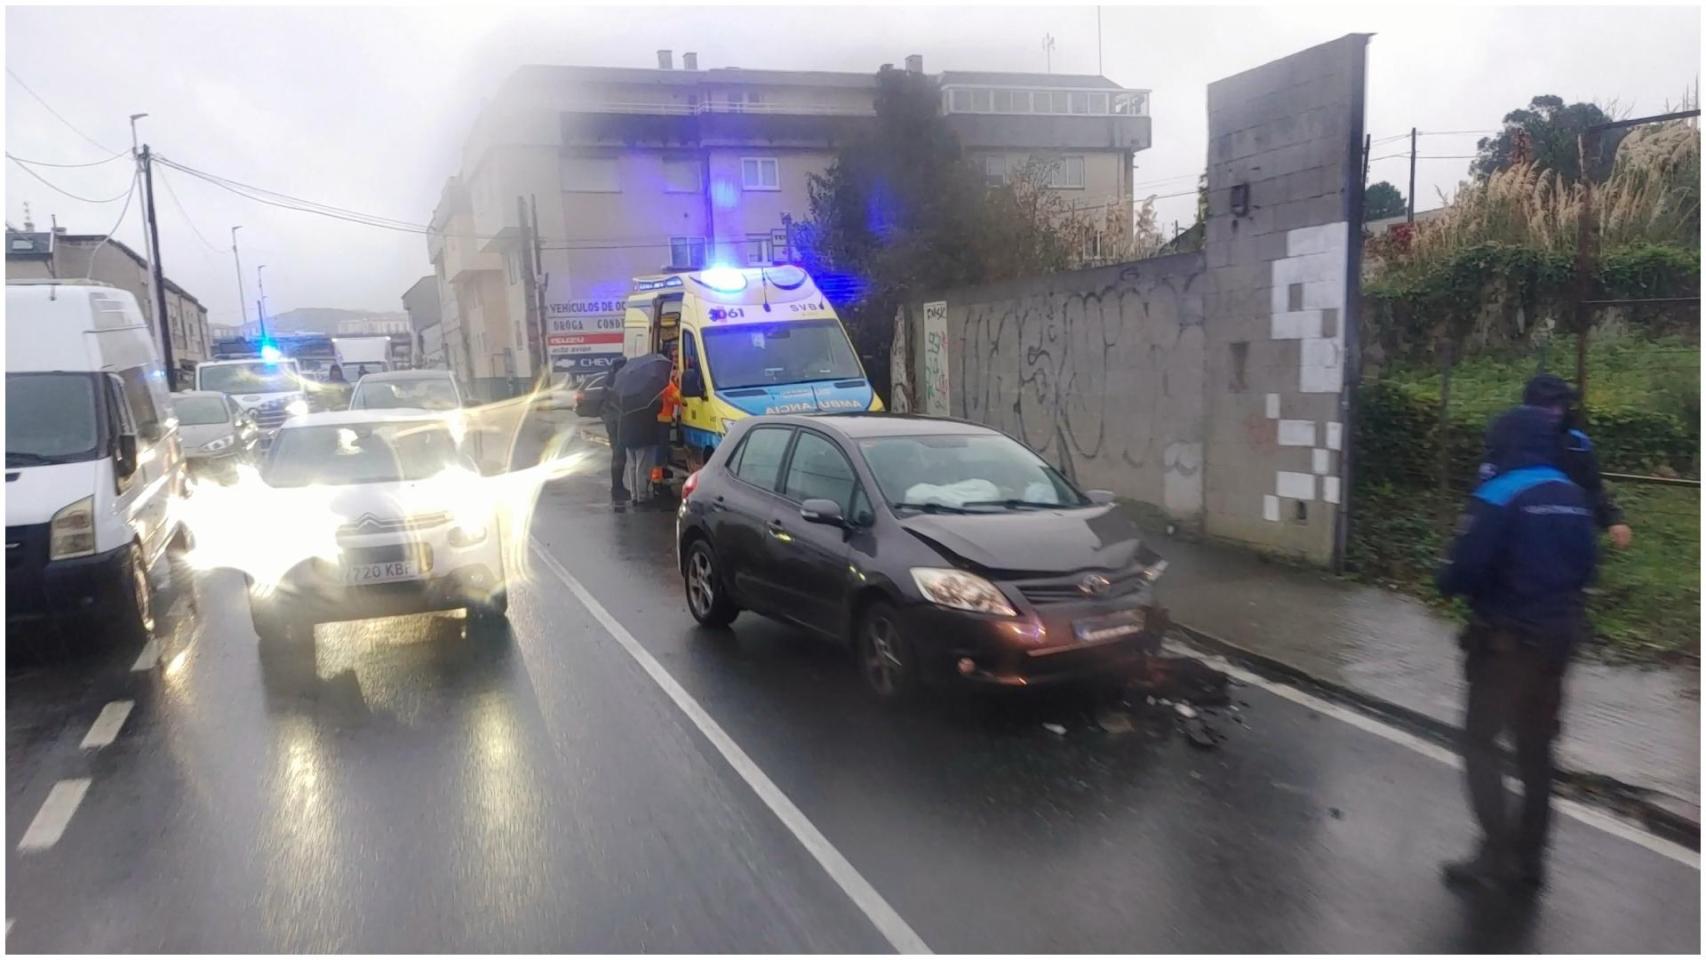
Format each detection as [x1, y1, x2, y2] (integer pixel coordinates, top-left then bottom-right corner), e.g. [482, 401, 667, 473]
[6, 3, 1699, 326]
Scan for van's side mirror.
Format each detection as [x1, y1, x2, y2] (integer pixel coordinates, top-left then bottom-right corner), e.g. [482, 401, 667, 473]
[681, 368, 707, 400]
[800, 498, 845, 526]
[115, 434, 139, 479]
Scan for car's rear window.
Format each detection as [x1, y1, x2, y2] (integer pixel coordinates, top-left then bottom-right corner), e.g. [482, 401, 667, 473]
[264, 420, 463, 487]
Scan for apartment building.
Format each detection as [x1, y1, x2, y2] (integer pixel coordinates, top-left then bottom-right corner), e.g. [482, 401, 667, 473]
[6, 222, 212, 385]
[427, 51, 1151, 390]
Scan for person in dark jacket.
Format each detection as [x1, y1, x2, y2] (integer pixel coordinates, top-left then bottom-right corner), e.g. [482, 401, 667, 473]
[601, 357, 629, 509]
[1438, 403, 1598, 893]
[1479, 374, 1631, 549]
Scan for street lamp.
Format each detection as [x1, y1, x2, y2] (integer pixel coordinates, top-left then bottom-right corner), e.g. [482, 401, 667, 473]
[231, 226, 249, 328]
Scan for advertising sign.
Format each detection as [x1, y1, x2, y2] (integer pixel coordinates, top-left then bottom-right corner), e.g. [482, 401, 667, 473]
[544, 278, 625, 374]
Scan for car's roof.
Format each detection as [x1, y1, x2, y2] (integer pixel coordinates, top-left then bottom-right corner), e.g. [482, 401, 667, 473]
[280, 409, 451, 429]
[354, 369, 455, 382]
[746, 412, 1005, 440]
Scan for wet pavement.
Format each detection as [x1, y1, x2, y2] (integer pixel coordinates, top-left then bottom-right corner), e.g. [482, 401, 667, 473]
[1143, 529, 1703, 813]
[5, 421, 1700, 952]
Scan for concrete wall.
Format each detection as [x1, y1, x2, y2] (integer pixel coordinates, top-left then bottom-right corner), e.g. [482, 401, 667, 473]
[896, 36, 1367, 566]
[904, 253, 1209, 526]
[1200, 34, 1367, 565]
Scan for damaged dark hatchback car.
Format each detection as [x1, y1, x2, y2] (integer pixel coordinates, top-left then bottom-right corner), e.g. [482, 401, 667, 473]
[676, 413, 1170, 700]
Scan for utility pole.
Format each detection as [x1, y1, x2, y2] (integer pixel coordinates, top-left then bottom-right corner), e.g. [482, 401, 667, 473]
[1096, 8, 1103, 76]
[516, 196, 547, 383]
[529, 193, 549, 383]
[256, 264, 269, 341]
[1043, 34, 1056, 74]
[1361, 133, 1371, 187]
[231, 226, 249, 329]
[129, 114, 159, 366]
[1407, 127, 1417, 223]
[137, 144, 176, 389]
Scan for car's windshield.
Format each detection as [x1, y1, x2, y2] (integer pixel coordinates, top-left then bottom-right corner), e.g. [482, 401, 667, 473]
[173, 396, 231, 426]
[859, 434, 1087, 511]
[263, 420, 464, 487]
[701, 319, 863, 389]
[350, 378, 460, 411]
[199, 362, 301, 395]
[6, 373, 100, 466]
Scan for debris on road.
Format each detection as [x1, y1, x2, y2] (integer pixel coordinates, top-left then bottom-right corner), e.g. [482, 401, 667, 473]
[1043, 723, 1068, 736]
[1182, 716, 1218, 749]
[1174, 703, 1198, 720]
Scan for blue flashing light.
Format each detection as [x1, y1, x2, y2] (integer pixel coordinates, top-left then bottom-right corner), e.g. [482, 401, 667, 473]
[696, 267, 748, 293]
[259, 342, 283, 362]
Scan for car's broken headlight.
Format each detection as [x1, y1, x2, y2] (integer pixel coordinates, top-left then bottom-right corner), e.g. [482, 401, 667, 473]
[911, 568, 1016, 617]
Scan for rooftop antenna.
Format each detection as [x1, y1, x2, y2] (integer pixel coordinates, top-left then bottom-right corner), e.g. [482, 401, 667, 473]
[1043, 34, 1056, 74]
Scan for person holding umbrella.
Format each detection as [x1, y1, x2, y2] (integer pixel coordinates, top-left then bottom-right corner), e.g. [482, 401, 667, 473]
[601, 356, 629, 509]
[609, 348, 673, 509]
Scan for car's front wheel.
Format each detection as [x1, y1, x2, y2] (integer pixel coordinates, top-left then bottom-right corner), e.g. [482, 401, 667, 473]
[683, 539, 738, 628]
[858, 600, 919, 701]
[117, 542, 156, 644]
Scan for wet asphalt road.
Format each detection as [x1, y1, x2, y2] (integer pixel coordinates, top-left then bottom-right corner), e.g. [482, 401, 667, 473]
[6, 424, 1700, 952]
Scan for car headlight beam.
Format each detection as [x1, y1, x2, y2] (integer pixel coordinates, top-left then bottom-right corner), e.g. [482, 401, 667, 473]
[910, 567, 1016, 617]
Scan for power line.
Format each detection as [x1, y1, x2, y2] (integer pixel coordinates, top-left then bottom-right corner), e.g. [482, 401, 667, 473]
[153, 165, 225, 256]
[73, 172, 141, 282]
[6, 154, 135, 203]
[6, 149, 130, 168]
[5, 68, 113, 154]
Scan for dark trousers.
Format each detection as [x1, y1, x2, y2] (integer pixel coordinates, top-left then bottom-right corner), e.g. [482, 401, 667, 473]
[605, 417, 629, 502]
[1462, 634, 1566, 869]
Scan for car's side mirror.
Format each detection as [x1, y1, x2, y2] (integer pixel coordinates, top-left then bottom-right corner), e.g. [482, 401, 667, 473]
[1086, 489, 1116, 505]
[800, 498, 845, 526]
[681, 368, 707, 400]
[115, 433, 139, 479]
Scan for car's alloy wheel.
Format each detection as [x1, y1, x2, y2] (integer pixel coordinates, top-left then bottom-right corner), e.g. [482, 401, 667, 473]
[859, 602, 916, 700]
[684, 540, 738, 627]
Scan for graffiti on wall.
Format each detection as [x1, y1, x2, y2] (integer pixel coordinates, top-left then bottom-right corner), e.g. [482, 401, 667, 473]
[921, 300, 950, 416]
[944, 259, 1207, 521]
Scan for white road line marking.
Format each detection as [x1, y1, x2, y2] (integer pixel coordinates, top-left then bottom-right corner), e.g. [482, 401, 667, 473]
[18, 779, 90, 852]
[131, 639, 161, 671]
[79, 700, 134, 750]
[1166, 640, 1700, 869]
[530, 541, 931, 954]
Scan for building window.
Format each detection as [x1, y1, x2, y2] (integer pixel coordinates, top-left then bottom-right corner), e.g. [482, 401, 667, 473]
[982, 155, 1007, 187]
[745, 234, 771, 265]
[747, 90, 763, 105]
[1049, 91, 1071, 114]
[560, 154, 620, 193]
[950, 89, 973, 112]
[770, 228, 790, 262]
[992, 89, 1013, 113]
[1069, 91, 1090, 115]
[1089, 92, 1109, 114]
[1010, 90, 1032, 113]
[1083, 231, 1105, 261]
[671, 237, 706, 269]
[741, 157, 780, 191]
[662, 157, 701, 193]
[1047, 156, 1086, 189]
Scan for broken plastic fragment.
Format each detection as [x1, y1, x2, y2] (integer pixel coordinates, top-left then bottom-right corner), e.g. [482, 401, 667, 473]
[1043, 723, 1067, 736]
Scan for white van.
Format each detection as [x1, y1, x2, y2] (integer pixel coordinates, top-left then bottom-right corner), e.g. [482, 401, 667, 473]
[6, 281, 187, 646]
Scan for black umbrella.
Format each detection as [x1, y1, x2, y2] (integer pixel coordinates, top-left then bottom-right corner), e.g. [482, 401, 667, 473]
[611, 352, 671, 415]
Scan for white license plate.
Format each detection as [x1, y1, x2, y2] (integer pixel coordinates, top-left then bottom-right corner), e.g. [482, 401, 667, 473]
[344, 560, 421, 584]
[1073, 610, 1146, 644]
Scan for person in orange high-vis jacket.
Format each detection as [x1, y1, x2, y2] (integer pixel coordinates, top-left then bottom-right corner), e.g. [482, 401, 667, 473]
[648, 343, 683, 501]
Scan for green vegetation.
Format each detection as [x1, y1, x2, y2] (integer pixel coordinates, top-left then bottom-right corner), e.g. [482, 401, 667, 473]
[1348, 337, 1700, 661]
